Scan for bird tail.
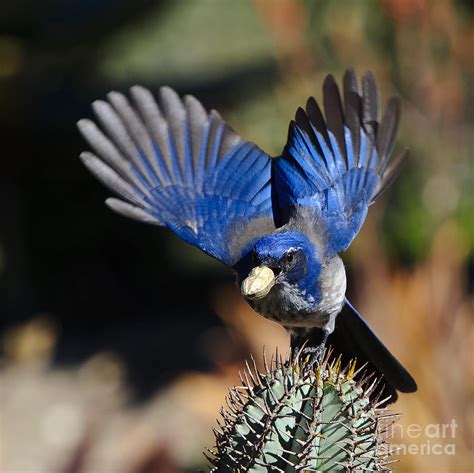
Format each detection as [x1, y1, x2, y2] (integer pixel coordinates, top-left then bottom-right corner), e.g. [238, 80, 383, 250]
[325, 298, 417, 404]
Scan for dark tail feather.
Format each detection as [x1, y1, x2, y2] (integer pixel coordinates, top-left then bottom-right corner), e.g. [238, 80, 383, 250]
[326, 298, 417, 404]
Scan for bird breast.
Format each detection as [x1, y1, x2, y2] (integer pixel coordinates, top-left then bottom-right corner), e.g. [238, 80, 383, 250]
[317, 256, 347, 317]
[250, 256, 346, 331]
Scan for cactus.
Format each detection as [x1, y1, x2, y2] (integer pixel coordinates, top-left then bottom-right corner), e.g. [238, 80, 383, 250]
[207, 351, 395, 472]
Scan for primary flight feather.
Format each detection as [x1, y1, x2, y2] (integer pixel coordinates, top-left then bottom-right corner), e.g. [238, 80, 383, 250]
[78, 69, 416, 403]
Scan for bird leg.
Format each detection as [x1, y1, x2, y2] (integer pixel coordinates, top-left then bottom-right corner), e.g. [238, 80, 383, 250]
[290, 327, 330, 365]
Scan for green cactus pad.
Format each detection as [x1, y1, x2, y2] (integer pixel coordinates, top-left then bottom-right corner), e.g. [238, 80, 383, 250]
[208, 351, 395, 472]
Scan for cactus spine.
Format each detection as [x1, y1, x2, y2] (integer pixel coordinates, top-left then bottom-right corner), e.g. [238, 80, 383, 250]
[208, 351, 395, 472]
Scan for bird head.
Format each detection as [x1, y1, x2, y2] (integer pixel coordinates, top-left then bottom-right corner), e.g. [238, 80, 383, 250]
[239, 231, 321, 301]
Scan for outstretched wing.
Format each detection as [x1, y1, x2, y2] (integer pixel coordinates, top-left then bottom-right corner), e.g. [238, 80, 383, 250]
[272, 69, 407, 256]
[78, 86, 274, 266]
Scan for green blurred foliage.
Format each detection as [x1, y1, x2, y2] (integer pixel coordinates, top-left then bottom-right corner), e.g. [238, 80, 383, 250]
[100, 0, 273, 83]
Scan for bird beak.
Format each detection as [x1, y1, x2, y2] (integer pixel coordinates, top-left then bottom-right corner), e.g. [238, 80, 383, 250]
[241, 266, 275, 300]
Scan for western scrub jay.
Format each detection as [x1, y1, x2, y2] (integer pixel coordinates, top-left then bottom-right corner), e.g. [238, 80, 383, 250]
[77, 69, 417, 402]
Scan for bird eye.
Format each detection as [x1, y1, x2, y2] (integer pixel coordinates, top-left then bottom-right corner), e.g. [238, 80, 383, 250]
[283, 250, 296, 265]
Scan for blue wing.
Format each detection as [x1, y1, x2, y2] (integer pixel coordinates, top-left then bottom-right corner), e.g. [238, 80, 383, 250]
[78, 86, 274, 266]
[272, 69, 407, 256]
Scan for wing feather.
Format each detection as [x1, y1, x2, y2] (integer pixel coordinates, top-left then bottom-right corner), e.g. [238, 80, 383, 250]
[77, 119, 151, 197]
[79, 151, 145, 205]
[92, 100, 155, 189]
[184, 94, 209, 180]
[343, 68, 361, 166]
[78, 86, 274, 265]
[105, 197, 162, 224]
[323, 74, 347, 171]
[107, 91, 163, 187]
[377, 97, 400, 173]
[362, 71, 379, 141]
[273, 69, 407, 255]
[129, 85, 175, 185]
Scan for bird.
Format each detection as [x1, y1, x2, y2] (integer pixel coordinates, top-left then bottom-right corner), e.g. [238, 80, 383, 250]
[77, 68, 417, 403]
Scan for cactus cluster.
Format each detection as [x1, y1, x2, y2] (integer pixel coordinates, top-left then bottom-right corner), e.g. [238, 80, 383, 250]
[207, 351, 395, 472]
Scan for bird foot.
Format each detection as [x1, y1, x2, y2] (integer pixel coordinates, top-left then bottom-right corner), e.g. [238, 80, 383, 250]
[290, 328, 329, 369]
[300, 344, 325, 367]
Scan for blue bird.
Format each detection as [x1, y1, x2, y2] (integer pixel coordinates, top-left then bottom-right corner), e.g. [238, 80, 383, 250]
[77, 69, 417, 402]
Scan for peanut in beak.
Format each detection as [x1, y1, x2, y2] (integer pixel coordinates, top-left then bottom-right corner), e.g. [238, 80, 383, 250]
[241, 266, 275, 300]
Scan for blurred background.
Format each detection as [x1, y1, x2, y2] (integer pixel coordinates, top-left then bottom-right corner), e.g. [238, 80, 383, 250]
[0, 0, 473, 471]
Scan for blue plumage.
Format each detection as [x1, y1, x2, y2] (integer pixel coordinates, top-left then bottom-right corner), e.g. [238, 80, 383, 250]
[78, 86, 274, 265]
[78, 69, 416, 402]
[273, 73, 397, 255]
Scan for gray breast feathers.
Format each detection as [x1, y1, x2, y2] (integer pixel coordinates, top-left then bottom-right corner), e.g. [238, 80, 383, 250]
[318, 256, 347, 316]
[250, 256, 346, 331]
